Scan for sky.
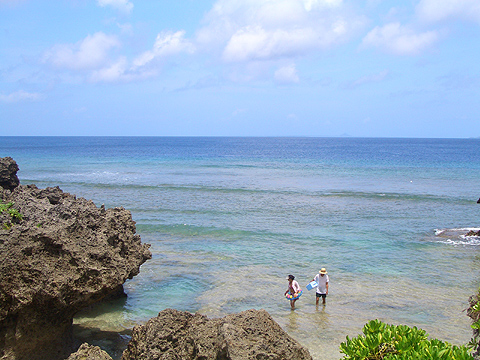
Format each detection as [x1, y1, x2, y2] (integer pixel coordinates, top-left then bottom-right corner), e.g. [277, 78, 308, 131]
[1, 0, 479, 137]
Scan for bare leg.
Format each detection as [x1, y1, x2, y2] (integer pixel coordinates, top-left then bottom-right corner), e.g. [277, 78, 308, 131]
[291, 299, 296, 309]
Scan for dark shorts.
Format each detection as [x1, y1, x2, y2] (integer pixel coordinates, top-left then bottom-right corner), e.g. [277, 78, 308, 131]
[316, 293, 327, 298]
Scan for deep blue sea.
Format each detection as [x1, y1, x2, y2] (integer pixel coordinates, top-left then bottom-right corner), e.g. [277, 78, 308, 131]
[1, 136, 480, 359]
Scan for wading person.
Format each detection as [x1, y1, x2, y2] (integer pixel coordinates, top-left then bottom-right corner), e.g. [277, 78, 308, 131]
[285, 274, 302, 309]
[312, 268, 329, 306]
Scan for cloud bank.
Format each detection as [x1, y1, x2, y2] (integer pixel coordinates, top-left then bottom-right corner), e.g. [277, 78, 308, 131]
[32, 0, 480, 86]
[198, 0, 364, 63]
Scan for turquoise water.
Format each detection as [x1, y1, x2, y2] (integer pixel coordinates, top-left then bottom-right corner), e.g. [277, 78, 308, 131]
[2, 137, 480, 359]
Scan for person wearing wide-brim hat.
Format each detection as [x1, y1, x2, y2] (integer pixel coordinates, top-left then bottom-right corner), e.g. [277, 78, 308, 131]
[312, 268, 329, 306]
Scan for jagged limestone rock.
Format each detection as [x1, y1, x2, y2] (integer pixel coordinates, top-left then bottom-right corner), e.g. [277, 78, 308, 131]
[122, 308, 313, 360]
[0, 158, 151, 360]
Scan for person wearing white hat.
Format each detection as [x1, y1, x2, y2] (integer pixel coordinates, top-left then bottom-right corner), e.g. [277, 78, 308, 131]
[312, 268, 329, 306]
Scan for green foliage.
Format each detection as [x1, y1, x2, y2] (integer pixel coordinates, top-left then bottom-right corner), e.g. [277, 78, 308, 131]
[0, 201, 23, 229]
[471, 300, 480, 314]
[340, 319, 473, 360]
[468, 289, 480, 353]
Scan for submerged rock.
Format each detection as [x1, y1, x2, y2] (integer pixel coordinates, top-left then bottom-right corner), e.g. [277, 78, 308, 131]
[122, 308, 313, 360]
[0, 157, 151, 360]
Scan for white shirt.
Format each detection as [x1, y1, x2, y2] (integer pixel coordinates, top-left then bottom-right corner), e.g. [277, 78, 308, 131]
[289, 280, 301, 293]
[314, 274, 329, 294]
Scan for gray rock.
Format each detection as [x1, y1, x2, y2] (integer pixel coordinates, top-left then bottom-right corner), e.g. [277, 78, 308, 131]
[122, 308, 313, 360]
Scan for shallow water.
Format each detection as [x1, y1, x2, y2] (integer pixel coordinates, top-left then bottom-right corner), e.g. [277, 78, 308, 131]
[2, 137, 480, 359]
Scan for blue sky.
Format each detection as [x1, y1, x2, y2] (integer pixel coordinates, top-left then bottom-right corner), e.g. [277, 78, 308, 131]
[1, 0, 479, 137]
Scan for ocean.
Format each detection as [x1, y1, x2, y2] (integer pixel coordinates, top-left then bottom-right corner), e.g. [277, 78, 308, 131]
[1, 136, 480, 359]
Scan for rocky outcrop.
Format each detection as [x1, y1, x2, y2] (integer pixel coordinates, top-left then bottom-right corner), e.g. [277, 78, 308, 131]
[466, 230, 480, 237]
[0, 157, 151, 360]
[122, 308, 313, 360]
[0, 157, 19, 192]
[66, 343, 113, 360]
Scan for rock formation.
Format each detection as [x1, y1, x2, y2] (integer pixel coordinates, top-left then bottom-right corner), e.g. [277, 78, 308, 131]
[466, 230, 480, 237]
[66, 343, 113, 360]
[0, 157, 151, 360]
[0, 157, 19, 192]
[122, 308, 313, 360]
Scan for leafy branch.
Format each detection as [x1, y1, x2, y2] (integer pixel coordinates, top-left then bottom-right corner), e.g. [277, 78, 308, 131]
[340, 319, 473, 360]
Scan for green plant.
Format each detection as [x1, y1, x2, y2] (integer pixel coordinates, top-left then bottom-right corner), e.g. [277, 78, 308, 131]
[0, 201, 23, 229]
[467, 290, 480, 354]
[340, 319, 473, 360]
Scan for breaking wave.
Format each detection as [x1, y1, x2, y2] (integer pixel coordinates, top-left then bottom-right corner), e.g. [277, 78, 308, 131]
[434, 227, 480, 246]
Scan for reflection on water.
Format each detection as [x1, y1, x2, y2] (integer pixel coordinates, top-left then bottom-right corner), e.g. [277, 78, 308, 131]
[287, 309, 300, 332]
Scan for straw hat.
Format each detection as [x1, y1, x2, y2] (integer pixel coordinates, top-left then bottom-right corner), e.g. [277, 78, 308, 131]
[319, 268, 327, 274]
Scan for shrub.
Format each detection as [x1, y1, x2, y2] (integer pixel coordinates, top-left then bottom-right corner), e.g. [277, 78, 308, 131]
[467, 290, 480, 357]
[340, 319, 473, 360]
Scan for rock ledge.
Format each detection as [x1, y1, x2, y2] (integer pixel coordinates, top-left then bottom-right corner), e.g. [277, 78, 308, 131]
[122, 308, 312, 360]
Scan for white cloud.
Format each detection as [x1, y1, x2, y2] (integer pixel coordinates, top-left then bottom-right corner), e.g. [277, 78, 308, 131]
[132, 31, 194, 69]
[416, 0, 480, 23]
[43, 32, 120, 70]
[42, 30, 195, 83]
[96, 0, 133, 14]
[90, 57, 159, 83]
[361, 22, 439, 55]
[90, 57, 128, 82]
[88, 31, 194, 82]
[198, 0, 365, 63]
[223, 26, 319, 62]
[0, 90, 42, 103]
[274, 64, 300, 84]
